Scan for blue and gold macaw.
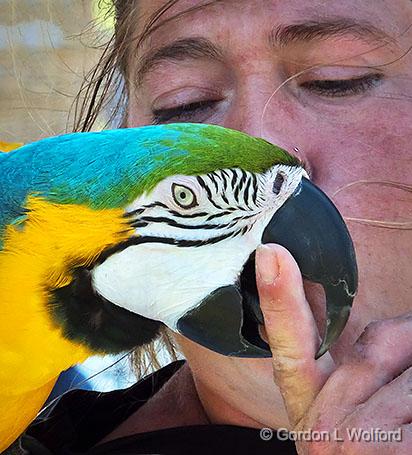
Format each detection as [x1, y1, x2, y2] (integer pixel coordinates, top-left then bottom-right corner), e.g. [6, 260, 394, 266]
[0, 124, 357, 451]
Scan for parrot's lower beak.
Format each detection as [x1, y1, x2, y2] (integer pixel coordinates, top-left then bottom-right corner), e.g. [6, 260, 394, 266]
[177, 177, 358, 359]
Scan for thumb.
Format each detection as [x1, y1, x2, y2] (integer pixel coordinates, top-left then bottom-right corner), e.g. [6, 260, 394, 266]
[256, 243, 335, 426]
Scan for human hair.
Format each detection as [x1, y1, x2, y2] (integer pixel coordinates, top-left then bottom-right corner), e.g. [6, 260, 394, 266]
[73, 0, 206, 133]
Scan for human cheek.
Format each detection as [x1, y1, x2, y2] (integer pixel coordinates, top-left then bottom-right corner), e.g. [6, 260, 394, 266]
[308, 109, 411, 222]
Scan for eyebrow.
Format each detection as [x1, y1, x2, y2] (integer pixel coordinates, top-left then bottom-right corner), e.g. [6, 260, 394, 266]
[135, 37, 224, 84]
[270, 19, 392, 47]
[135, 19, 392, 84]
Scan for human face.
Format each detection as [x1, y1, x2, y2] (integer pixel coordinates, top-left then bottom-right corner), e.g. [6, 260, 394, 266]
[126, 0, 412, 428]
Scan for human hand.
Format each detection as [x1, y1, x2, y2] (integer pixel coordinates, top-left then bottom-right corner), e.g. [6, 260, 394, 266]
[255, 243, 412, 454]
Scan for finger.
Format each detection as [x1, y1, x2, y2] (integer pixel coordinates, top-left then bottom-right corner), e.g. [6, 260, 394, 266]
[339, 426, 412, 455]
[345, 366, 412, 429]
[398, 424, 412, 454]
[306, 315, 412, 425]
[255, 243, 334, 426]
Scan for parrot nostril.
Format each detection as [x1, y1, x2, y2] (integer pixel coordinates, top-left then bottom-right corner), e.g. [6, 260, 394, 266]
[272, 172, 285, 195]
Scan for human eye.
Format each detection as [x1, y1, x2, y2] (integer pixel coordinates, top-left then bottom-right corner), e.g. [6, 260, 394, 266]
[151, 99, 220, 124]
[299, 73, 383, 98]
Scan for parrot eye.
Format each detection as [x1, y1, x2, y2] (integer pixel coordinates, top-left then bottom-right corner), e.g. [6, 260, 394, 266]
[172, 183, 198, 209]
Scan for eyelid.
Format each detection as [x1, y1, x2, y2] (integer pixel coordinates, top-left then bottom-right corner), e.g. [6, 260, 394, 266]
[152, 99, 219, 124]
[293, 65, 384, 82]
[153, 99, 220, 116]
[151, 86, 223, 112]
[298, 73, 383, 98]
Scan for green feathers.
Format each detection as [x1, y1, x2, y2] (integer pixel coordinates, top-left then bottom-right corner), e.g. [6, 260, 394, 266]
[0, 123, 299, 241]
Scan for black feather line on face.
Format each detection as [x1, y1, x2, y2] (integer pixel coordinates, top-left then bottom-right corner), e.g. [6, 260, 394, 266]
[234, 169, 248, 203]
[132, 215, 232, 230]
[251, 173, 259, 206]
[243, 177, 253, 210]
[230, 169, 238, 188]
[196, 176, 224, 210]
[94, 229, 241, 268]
[166, 209, 209, 219]
[220, 169, 229, 191]
[220, 192, 230, 205]
[206, 211, 234, 221]
[207, 171, 220, 192]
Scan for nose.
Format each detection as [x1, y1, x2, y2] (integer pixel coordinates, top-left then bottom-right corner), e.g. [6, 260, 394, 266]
[222, 86, 312, 175]
[224, 103, 293, 151]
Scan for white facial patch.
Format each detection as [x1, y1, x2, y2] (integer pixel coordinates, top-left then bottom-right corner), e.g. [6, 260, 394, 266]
[92, 163, 304, 329]
[91, 214, 271, 329]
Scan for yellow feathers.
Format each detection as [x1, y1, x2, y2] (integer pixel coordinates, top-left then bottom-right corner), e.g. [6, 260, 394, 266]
[0, 196, 134, 451]
[0, 196, 134, 390]
[0, 140, 23, 152]
[0, 380, 56, 452]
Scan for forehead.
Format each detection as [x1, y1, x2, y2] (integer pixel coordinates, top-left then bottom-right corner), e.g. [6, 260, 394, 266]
[135, 0, 408, 47]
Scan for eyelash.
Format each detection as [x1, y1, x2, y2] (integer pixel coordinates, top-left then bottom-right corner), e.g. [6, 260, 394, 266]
[151, 74, 383, 123]
[299, 73, 383, 98]
[152, 100, 218, 124]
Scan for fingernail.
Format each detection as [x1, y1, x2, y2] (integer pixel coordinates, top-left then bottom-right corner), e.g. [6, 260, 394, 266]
[256, 244, 279, 285]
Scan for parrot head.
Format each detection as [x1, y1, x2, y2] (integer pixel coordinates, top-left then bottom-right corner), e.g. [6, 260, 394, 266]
[31, 123, 357, 360]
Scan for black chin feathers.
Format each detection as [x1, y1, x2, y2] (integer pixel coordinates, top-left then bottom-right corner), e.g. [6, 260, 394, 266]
[49, 268, 162, 354]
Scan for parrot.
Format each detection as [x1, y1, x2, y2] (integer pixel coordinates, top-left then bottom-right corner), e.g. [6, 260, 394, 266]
[0, 141, 23, 153]
[0, 123, 357, 451]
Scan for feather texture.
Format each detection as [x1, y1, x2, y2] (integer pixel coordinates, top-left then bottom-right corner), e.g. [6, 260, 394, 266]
[0, 124, 297, 246]
[0, 123, 298, 450]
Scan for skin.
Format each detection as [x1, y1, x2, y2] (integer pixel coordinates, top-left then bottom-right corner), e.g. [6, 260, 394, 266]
[103, 1, 412, 452]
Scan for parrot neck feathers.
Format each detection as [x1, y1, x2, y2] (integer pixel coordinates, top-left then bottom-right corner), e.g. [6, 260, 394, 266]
[0, 196, 138, 387]
[50, 267, 162, 353]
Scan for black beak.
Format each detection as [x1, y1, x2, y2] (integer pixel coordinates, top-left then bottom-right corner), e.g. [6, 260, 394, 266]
[177, 177, 358, 359]
[262, 177, 358, 358]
